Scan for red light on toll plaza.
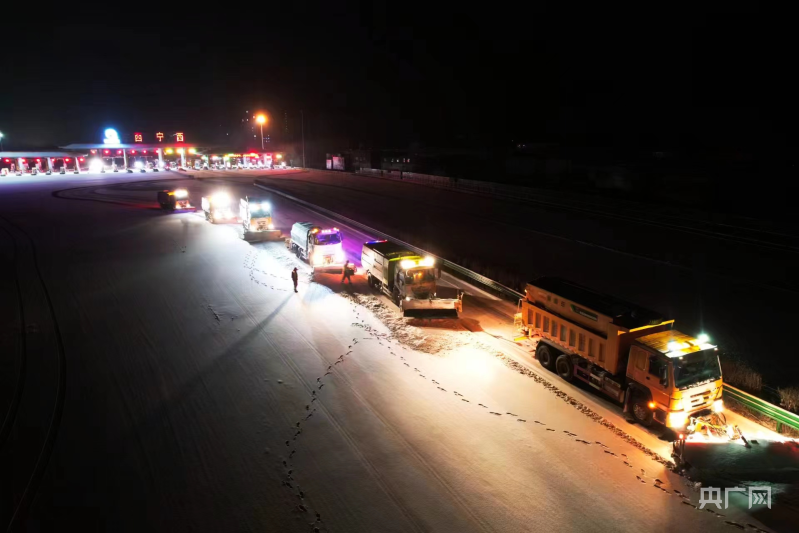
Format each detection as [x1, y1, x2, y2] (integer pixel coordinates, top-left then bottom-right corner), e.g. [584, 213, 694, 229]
[117, 150, 122, 154]
[79, 158, 85, 162]
[130, 150, 136, 154]
[104, 149, 110, 154]
[36, 158, 41, 162]
[91, 149, 97, 154]
[3, 159, 9, 163]
[65, 158, 70, 162]
[143, 150, 147, 154]
[155, 148, 160, 153]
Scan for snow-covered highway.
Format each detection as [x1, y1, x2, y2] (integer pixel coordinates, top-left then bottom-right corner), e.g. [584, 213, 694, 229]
[0, 171, 790, 532]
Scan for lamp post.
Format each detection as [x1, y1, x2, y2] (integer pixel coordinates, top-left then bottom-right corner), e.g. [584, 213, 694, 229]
[256, 114, 266, 150]
[0, 132, 4, 152]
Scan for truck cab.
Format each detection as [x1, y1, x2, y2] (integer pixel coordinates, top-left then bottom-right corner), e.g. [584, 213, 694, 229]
[201, 192, 237, 224]
[290, 222, 345, 272]
[627, 330, 723, 428]
[240, 197, 274, 232]
[157, 188, 192, 211]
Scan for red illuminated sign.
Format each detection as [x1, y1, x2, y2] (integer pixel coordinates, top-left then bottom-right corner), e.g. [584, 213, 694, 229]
[156, 132, 164, 142]
[175, 132, 184, 142]
[134, 132, 143, 143]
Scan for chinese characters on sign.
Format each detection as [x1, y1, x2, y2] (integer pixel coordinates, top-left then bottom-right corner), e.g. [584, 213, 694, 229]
[134, 133, 143, 143]
[156, 132, 164, 142]
[175, 132, 184, 142]
[699, 486, 771, 510]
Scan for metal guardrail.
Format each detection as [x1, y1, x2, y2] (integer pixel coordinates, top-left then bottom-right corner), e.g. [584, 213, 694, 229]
[253, 180, 524, 301]
[724, 384, 799, 433]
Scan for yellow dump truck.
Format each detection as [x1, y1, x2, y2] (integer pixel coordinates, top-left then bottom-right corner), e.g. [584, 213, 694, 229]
[517, 277, 723, 429]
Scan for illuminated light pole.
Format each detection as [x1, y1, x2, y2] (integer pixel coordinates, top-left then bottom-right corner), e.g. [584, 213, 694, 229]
[256, 114, 267, 150]
[0, 132, 4, 151]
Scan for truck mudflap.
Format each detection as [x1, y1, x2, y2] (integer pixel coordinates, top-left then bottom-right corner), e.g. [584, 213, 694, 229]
[400, 294, 463, 318]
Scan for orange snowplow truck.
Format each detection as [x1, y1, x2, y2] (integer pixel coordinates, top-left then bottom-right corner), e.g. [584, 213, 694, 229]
[517, 278, 724, 430]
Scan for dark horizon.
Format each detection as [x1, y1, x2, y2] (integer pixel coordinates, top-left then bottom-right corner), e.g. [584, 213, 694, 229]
[2, 7, 793, 159]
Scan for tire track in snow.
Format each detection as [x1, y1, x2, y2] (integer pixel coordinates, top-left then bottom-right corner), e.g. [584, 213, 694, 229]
[0, 214, 68, 532]
[244, 244, 760, 532]
[0, 219, 26, 449]
[231, 253, 410, 531]
[242, 250, 494, 532]
[359, 326, 770, 531]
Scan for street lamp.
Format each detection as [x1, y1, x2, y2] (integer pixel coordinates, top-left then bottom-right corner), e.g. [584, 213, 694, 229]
[256, 114, 267, 150]
[0, 132, 4, 152]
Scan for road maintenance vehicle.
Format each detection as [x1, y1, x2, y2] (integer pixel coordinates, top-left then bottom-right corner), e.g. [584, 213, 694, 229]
[361, 240, 463, 317]
[157, 188, 193, 211]
[201, 192, 237, 224]
[289, 222, 345, 273]
[517, 277, 722, 431]
[240, 196, 281, 241]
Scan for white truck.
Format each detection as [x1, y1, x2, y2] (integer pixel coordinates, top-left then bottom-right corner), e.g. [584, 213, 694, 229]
[361, 240, 463, 317]
[240, 196, 281, 242]
[289, 222, 345, 273]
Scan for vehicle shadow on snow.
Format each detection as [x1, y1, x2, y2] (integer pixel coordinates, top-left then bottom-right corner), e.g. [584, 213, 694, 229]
[117, 293, 295, 447]
[310, 272, 370, 295]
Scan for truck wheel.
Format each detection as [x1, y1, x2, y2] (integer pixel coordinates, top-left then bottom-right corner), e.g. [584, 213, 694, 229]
[631, 393, 654, 427]
[536, 343, 556, 371]
[555, 354, 574, 382]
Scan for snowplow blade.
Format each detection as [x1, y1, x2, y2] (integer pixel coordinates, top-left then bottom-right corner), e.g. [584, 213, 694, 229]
[401, 298, 462, 318]
[244, 230, 283, 243]
[675, 438, 799, 485]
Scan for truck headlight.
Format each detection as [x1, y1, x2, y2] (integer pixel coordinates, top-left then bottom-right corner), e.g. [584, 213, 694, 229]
[713, 399, 724, 413]
[668, 410, 688, 428]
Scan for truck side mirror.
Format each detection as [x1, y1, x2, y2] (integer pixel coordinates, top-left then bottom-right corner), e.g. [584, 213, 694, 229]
[660, 368, 668, 387]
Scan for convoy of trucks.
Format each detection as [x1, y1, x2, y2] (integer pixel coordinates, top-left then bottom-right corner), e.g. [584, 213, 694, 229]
[289, 222, 345, 273]
[361, 240, 462, 316]
[517, 277, 723, 430]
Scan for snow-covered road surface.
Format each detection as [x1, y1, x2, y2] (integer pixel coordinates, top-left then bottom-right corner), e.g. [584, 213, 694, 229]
[0, 172, 790, 532]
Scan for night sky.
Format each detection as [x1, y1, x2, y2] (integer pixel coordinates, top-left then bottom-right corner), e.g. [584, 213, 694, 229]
[2, 6, 790, 155]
